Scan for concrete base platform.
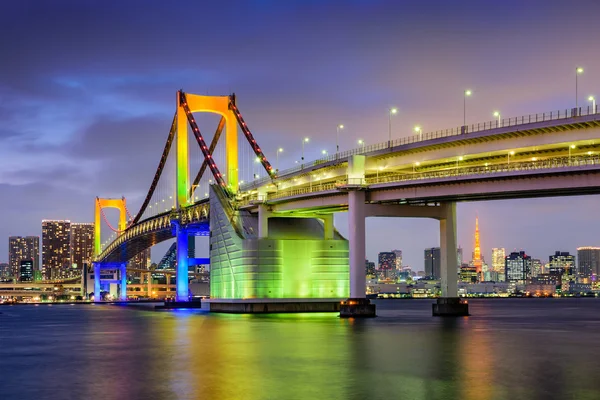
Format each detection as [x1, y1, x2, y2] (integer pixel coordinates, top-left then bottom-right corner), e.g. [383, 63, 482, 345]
[432, 297, 469, 316]
[203, 298, 344, 314]
[339, 298, 377, 318]
[155, 301, 204, 310]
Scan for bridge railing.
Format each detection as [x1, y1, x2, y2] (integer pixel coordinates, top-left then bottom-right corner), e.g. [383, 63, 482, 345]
[239, 104, 599, 192]
[244, 154, 600, 203]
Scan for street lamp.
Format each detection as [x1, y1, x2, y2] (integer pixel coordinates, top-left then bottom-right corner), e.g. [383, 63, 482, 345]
[413, 161, 420, 173]
[576, 67, 584, 111]
[301, 137, 309, 161]
[276, 147, 283, 172]
[358, 139, 365, 152]
[464, 89, 472, 127]
[508, 150, 515, 165]
[589, 96, 596, 113]
[493, 111, 501, 127]
[414, 126, 422, 141]
[336, 124, 344, 153]
[389, 108, 398, 145]
[456, 155, 464, 171]
[322, 149, 328, 157]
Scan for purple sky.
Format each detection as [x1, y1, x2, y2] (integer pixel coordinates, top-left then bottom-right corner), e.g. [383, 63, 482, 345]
[1, 0, 600, 269]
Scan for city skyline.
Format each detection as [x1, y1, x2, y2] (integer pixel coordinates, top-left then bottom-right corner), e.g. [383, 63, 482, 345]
[2, 1, 600, 270]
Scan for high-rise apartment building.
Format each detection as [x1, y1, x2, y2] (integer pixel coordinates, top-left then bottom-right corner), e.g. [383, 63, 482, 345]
[548, 251, 575, 276]
[392, 250, 402, 272]
[42, 220, 71, 280]
[9, 236, 39, 278]
[19, 260, 34, 282]
[378, 252, 396, 279]
[491, 248, 506, 273]
[0, 263, 10, 278]
[71, 223, 94, 276]
[577, 247, 600, 278]
[531, 258, 543, 277]
[424, 247, 441, 279]
[365, 260, 376, 276]
[505, 251, 532, 282]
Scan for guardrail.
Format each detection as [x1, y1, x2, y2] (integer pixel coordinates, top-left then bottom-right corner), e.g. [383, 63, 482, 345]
[237, 154, 600, 204]
[239, 105, 600, 192]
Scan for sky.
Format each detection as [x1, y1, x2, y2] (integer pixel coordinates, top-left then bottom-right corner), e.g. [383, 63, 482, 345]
[1, 0, 600, 269]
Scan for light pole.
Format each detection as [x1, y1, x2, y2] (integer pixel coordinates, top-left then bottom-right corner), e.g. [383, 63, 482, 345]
[414, 126, 422, 141]
[589, 96, 596, 113]
[508, 150, 515, 165]
[322, 149, 328, 157]
[576, 67, 584, 112]
[336, 124, 344, 154]
[413, 161, 420, 173]
[569, 144, 576, 163]
[276, 147, 283, 173]
[358, 139, 365, 153]
[301, 137, 309, 162]
[464, 90, 472, 127]
[456, 156, 463, 171]
[493, 111, 501, 127]
[388, 108, 397, 145]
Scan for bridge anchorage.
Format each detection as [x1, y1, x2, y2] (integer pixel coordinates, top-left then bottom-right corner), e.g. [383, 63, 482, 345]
[94, 92, 600, 316]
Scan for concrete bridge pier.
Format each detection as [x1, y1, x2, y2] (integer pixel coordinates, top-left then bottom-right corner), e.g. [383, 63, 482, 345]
[93, 262, 101, 302]
[175, 223, 189, 302]
[433, 202, 469, 316]
[120, 263, 127, 301]
[340, 189, 376, 318]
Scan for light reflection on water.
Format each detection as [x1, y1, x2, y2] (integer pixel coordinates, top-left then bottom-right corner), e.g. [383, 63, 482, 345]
[1, 299, 600, 400]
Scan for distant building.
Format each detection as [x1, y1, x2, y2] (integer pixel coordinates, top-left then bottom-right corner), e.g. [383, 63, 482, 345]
[19, 260, 34, 282]
[378, 252, 396, 279]
[457, 247, 463, 271]
[42, 220, 71, 280]
[70, 223, 94, 278]
[548, 251, 575, 277]
[9, 236, 39, 278]
[424, 248, 441, 279]
[531, 258, 542, 278]
[491, 248, 506, 273]
[392, 250, 403, 272]
[471, 217, 483, 280]
[0, 263, 10, 278]
[365, 260, 376, 276]
[459, 265, 478, 283]
[505, 251, 532, 282]
[577, 247, 600, 278]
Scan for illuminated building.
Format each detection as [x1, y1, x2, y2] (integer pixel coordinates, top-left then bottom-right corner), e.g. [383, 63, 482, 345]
[424, 247, 441, 279]
[9, 236, 39, 278]
[0, 263, 10, 278]
[491, 248, 505, 273]
[577, 247, 600, 278]
[531, 258, 542, 277]
[505, 251, 532, 282]
[70, 223, 94, 278]
[457, 246, 463, 271]
[378, 252, 396, 280]
[392, 249, 402, 272]
[365, 260, 376, 276]
[19, 260, 34, 282]
[460, 265, 478, 283]
[129, 248, 152, 280]
[548, 251, 575, 277]
[471, 216, 483, 280]
[42, 220, 71, 280]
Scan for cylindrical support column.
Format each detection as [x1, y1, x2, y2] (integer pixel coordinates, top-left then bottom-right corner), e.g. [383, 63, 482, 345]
[93, 263, 101, 302]
[258, 204, 271, 239]
[348, 190, 366, 298]
[440, 202, 458, 298]
[323, 215, 334, 240]
[176, 224, 189, 302]
[120, 263, 127, 301]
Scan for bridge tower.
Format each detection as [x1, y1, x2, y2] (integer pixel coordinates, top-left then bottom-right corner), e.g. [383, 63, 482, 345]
[93, 197, 128, 302]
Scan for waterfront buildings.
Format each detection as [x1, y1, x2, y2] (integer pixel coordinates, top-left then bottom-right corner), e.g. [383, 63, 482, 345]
[531, 258, 543, 277]
[42, 220, 71, 280]
[365, 260, 376, 276]
[392, 250, 402, 274]
[378, 252, 396, 279]
[8, 236, 39, 278]
[491, 248, 505, 273]
[548, 251, 575, 276]
[505, 251, 532, 282]
[424, 247, 441, 279]
[0, 263, 9, 278]
[577, 247, 600, 278]
[70, 223, 94, 277]
[19, 260, 34, 282]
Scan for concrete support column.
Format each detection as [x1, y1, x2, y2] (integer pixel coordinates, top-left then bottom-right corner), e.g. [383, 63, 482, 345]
[258, 204, 272, 239]
[93, 263, 101, 302]
[348, 190, 366, 298]
[439, 202, 458, 298]
[120, 263, 127, 301]
[322, 215, 334, 240]
[147, 271, 153, 299]
[176, 223, 189, 302]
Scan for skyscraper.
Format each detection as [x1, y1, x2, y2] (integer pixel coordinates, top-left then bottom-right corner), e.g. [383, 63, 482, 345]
[548, 251, 575, 277]
[577, 247, 600, 278]
[42, 220, 71, 280]
[491, 248, 506, 273]
[9, 236, 40, 278]
[424, 247, 441, 279]
[71, 223, 94, 277]
[471, 216, 483, 280]
[19, 260, 34, 282]
[531, 258, 543, 277]
[378, 252, 396, 279]
[392, 249, 403, 272]
[505, 251, 532, 282]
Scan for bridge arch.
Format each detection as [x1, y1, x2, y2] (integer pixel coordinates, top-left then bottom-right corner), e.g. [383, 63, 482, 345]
[176, 93, 238, 206]
[94, 197, 127, 256]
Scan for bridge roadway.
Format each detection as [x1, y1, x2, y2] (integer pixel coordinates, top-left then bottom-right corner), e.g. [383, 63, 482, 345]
[96, 106, 600, 313]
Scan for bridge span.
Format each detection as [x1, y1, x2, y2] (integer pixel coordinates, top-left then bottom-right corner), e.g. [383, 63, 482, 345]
[93, 92, 600, 316]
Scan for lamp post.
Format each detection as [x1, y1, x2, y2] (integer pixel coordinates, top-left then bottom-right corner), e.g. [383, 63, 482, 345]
[456, 156, 463, 171]
[508, 151, 515, 165]
[276, 147, 283, 173]
[569, 144, 576, 163]
[576, 67, 584, 112]
[322, 149, 328, 157]
[414, 126, 422, 141]
[336, 124, 344, 154]
[464, 90, 472, 127]
[358, 139, 365, 153]
[388, 108, 397, 145]
[493, 111, 501, 127]
[301, 137, 309, 161]
[589, 96, 596, 113]
[413, 161, 420, 173]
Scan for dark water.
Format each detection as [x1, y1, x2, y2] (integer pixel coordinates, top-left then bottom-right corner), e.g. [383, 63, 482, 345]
[1, 299, 600, 400]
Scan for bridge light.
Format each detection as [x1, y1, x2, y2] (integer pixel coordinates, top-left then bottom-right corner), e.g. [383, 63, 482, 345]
[577, 67, 584, 74]
[304, 137, 310, 143]
[571, 144, 576, 149]
[390, 108, 398, 115]
[532, 157, 537, 161]
[458, 156, 464, 161]
[464, 90, 472, 96]
[509, 151, 515, 155]
[415, 162, 420, 166]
